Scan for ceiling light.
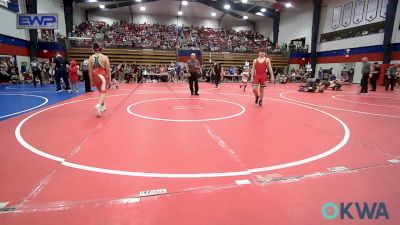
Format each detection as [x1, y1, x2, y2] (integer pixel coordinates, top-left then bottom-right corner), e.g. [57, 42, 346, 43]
[140, 6, 146, 11]
[241, 0, 248, 3]
[135, 0, 141, 2]
[255, 12, 264, 16]
[224, 4, 230, 9]
[260, 8, 266, 12]
[178, 11, 183, 15]
[182, 1, 188, 5]
[243, 15, 248, 20]
[285, 2, 292, 8]
[211, 12, 216, 17]
[99, 4, 105, 9]
[88, 0, 97, 2]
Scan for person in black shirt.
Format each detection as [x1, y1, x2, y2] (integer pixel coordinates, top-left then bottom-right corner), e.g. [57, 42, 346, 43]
[212, 62, 222, 88]
[30, 58, 43, 87]
[370, 62, 380, 91]
[52, 53, 71, 92]
[81, 59, 92, 92]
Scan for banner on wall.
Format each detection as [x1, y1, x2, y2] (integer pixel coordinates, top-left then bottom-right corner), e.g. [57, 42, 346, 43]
[380, 0, 388, 18]
[366, 0, 379, 21]
[331, 6, 342, 29]
[342, 3, 353, 27]
[16, 14, 58, 29]
[177, 50, 202, 64]
[353, 0, 365, 24]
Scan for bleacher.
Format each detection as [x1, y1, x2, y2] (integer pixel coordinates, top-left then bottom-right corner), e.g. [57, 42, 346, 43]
[202, 51, 288, 68]
[68, 48, 177, 65]
[68, 48, 289, 68]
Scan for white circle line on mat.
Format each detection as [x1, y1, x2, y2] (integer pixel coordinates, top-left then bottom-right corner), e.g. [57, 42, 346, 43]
[279, 91, 400, 119]
[127, 98, 246, 122]
[0, 94, 48, 119]
[332, 95, 400, 109]
[15, 92, 350, 178]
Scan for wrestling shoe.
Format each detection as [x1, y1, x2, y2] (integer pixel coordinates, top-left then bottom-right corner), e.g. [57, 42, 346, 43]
[95, 104, 102, 117]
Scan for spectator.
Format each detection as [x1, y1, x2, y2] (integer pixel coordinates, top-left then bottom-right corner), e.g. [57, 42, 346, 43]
[30, 58, 43, 87]
[386, 65, 397, 91]
[81, 59, 92, 92]
[52, 53, 71, 93]
[0, 60, 10, 83]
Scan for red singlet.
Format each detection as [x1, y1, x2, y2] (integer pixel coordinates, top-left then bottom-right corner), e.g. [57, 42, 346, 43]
[253, 58, 268, 86]
[92, 55, 109, 93]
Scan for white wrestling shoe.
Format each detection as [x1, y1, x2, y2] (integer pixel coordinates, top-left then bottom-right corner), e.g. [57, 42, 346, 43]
[95, 104, 102, 117]
[100, 104, 106, 112]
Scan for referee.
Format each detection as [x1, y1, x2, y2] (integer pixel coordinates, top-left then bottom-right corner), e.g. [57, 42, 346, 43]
[186, 53, 201, 95]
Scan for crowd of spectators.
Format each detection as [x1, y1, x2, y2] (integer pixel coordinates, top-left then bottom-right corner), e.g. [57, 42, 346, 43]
[70, 21, 277, 53]
[0, 59, 19, 83]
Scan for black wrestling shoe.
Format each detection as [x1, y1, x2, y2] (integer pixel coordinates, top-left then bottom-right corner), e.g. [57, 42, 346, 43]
[259, 100, 263, 107]
[195, 93, 199, 95]
[255, 96, 259, 104]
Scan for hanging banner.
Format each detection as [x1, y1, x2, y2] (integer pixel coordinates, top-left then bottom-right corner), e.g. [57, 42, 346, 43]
[331, 6, 342, 29]
[366, 0, 379, 21]
[342, 3, 353, 27]
[380, 0, 388, 18]
[353, 0, 365, 24]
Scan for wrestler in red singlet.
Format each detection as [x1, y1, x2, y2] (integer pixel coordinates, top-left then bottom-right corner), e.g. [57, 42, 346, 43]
[89, 42, 111, 117]
[251, 49, 274, 107]
[253, 58, 268, 86]
[91, 55, 109, 93]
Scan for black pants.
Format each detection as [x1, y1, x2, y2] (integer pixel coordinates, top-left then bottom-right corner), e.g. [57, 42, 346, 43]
[82, 71, 91, 92]
[0, 73, 10, 82]
[55, 71, 70, 91]
[360, 73, 369, 93]
[189, 72, 199, 94]
[370, 75, 379, 91]
[33, 70, 43, 86]
[385, 75, 396, 91]
[214, 73, 221, 87]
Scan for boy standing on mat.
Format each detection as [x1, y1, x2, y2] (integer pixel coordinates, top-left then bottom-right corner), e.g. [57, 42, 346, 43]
[88, 43, 111, 117]
[240, 65, 250, 92]
[251, 49, 274, 107]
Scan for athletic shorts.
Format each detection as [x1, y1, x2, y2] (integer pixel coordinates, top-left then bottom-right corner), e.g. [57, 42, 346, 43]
[252, 76, 267, 87]
[92, 72, 109, 93]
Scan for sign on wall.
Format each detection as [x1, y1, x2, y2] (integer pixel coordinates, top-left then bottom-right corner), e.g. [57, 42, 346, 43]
[331, 6, 342, 29]
[353, 0, 365, 24]
[366, 0, 379, 21]
[16, 14, 58, 29]
[380, 0, 388, 18]
[342, 3, 353, 27]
